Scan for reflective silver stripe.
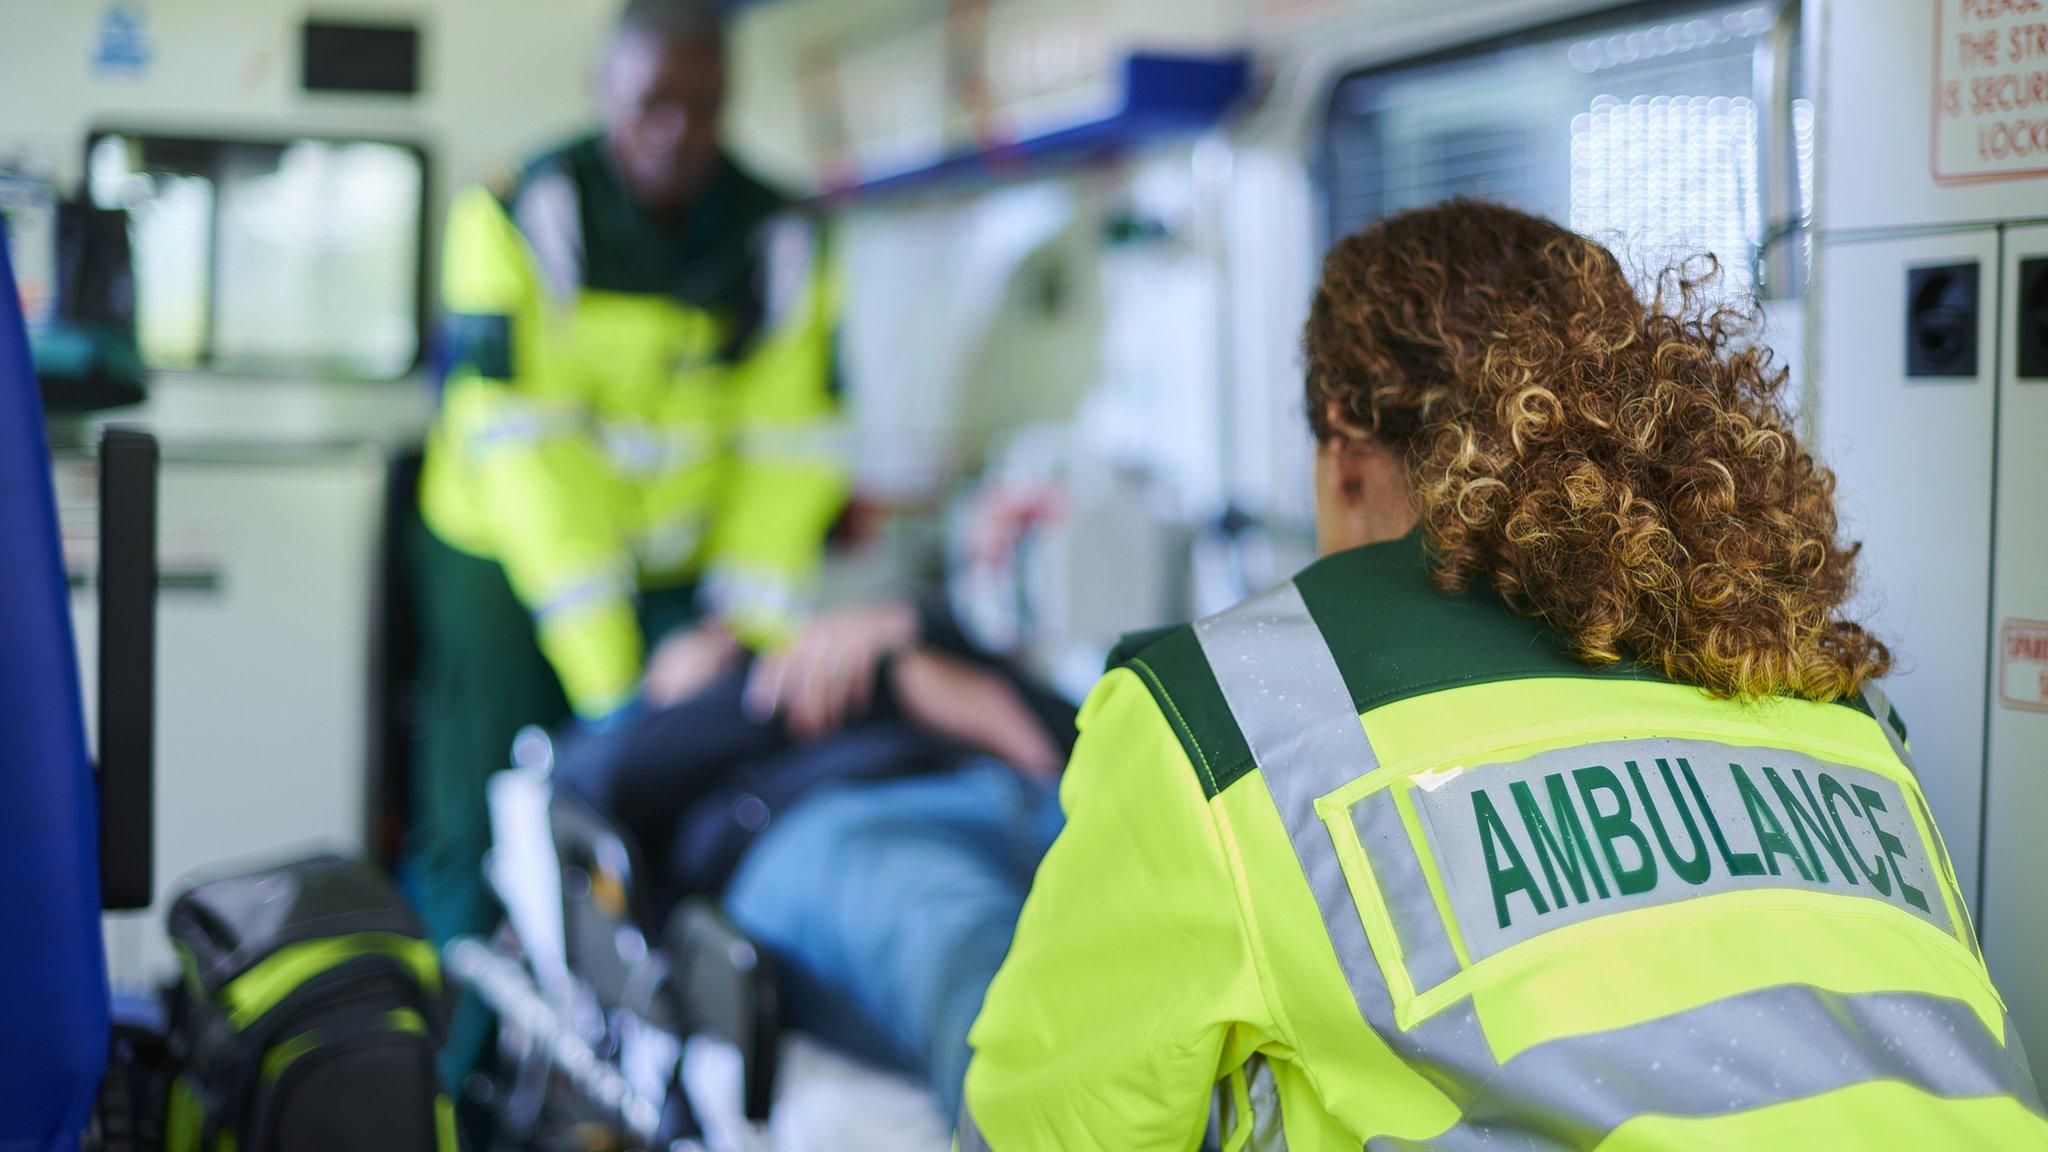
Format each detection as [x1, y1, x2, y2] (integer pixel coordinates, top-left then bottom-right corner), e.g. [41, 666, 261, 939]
[760, 214, 818, 331]
[1193, 582, 1468, 1029]
[1861, 682, 1915, 772]
[1244, 1056, 1288, 1152]
[956, 1108, 992, 1152]
[466, 407, 578, 455]
[598, 420, 715, 478]
[737, 418, 849, 465]
[1353, 789, 1465, 993]
[534, 573, 630, 623]
[1365, 989, 2044, 1151]
[630, 516, 702, 572]
[512, 168, 584, 305]
[701, 566, 806, 627]
[1866, 679, 1986, 964]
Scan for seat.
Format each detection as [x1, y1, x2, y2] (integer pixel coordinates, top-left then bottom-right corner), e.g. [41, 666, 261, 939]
[0, 217, 112, 1149]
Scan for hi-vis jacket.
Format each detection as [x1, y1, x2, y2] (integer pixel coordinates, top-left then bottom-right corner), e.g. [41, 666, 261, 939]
[419, 138, 844, 718]
[960, 533, 2048, 1151]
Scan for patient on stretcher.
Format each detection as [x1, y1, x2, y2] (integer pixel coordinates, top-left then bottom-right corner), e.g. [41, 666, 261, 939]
[553, 597, 1075, 1117]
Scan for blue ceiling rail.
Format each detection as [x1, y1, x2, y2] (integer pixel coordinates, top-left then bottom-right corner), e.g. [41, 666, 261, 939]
[819, 50, 1253, 201]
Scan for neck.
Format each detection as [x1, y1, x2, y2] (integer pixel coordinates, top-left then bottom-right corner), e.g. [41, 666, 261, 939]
[607, 141, 717, 225]
[1321, 510, 1419, 556]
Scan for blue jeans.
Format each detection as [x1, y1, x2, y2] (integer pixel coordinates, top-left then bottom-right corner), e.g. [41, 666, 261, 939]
[721, 760, 1064, 1117]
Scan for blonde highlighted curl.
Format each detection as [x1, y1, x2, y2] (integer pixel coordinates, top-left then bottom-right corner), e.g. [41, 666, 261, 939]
[1305, 201, 1889, 701]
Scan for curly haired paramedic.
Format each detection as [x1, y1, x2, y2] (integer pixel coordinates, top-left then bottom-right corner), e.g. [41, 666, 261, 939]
[959, 203, 2048, 1151]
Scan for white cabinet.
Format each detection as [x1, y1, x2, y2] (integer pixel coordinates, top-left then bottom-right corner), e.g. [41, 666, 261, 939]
[1821, 0, 2048, 1099]
[1982, 222, 2048, 1083]
[58, 449, 387, 987]
[1815, 229, 2002, 907]
[1816, 222, 2048, 1098]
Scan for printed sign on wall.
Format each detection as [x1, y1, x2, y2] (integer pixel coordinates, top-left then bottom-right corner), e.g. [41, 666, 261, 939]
[2002, 618, 2048, 712]
[93, 1, 154, 77]
[1934, 0, 2048, 182]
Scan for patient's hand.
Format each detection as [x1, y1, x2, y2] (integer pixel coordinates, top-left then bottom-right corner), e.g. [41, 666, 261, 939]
[745, 600, 920, 738]
[642, 622, 742, 707]
[889, 648, 1063, 778]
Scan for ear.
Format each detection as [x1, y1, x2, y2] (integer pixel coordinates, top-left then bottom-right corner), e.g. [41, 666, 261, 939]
[1321, 431, 1375, 508]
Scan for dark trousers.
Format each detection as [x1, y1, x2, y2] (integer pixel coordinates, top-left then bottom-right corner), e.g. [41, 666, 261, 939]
[402, 519, 569, 1149]
[403, 518, 570, 953]
[401, 516, 691, 1145]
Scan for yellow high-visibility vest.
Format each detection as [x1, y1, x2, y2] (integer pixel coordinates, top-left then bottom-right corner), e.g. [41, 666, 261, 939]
[418, 139, 846, 717]
[961, 532, 2048, 1151]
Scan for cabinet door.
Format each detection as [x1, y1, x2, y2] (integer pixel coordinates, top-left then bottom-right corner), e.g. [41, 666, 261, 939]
[1982, 222, 2048, 1100]
[1815, 229, 2001, 907]
[61, 451, 385, 986]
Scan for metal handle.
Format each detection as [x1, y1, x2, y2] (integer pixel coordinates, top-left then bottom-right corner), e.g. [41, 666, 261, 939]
[1752, 0, 1804, 299]
[443, 936, 665, 1142]
[96, 425, 156, 911]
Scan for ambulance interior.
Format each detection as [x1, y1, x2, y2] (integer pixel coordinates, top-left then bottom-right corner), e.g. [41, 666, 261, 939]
[1, 0, 2044, 1147]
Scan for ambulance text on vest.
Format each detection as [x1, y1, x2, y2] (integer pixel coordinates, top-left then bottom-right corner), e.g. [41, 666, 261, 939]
[1406, 738, 1954, 964]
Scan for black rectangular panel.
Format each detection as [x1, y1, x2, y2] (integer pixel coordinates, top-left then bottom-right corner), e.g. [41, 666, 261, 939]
[1905, 262, 1981, 379]
[2018, 256, 2048, 381]
[98, 426, 156, 911]
[301, 20, 421, 95]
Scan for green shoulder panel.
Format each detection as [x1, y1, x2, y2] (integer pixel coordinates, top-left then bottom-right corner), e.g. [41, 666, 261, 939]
[1105, 625, 1177, 669]
[505, 135, 790, 313]
[1114, 625, 1256, 800]
[1291, 532, 1878, 723]
[1294, 533, 1667, 715]
[1110, 532, 1887, 800]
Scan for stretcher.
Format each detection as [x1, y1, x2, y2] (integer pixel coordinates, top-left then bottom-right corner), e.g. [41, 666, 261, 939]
[450, 727, 952, 1152]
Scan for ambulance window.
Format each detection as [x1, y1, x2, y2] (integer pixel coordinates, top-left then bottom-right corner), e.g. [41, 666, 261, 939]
[1322, 1, 1805, 301]
[86, 131, 427, 380]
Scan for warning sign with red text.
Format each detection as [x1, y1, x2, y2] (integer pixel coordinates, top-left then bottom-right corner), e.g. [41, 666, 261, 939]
[1936, 0, 2048, 182]
[2001, 619, 2048, 712]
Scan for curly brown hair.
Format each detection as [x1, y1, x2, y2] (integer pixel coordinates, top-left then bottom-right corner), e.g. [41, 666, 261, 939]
[1305, 200, 1889, 701]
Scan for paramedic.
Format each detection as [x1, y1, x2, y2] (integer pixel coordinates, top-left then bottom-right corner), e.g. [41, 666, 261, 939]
[959, 201, 2048, 1150]
[404, 0, 842, 1125]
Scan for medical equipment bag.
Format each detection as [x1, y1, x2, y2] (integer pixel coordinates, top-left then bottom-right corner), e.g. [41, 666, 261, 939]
[161, 852, 455, 1152]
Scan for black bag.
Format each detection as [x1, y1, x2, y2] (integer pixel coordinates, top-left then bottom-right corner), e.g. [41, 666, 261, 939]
[162, 853, 454, 1152]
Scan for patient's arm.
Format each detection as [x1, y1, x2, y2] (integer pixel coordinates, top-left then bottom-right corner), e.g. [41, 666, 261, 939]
[642, 621, 743, 707]
[887, 647, 1064, 777]
[743, 600, 921, 738]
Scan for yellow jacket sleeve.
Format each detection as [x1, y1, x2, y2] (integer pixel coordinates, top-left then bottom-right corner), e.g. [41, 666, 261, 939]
[701, 219, 848, 649]
[436, 185, 641, 718]
[959, 668, 1277, 1151]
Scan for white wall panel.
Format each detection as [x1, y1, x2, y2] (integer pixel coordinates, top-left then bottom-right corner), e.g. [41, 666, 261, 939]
[1982, 221, 2048, 1102]
[59, 451, 387, 987]
[1815, 228, 2001, 905]
[1820, 0, 2048, 233]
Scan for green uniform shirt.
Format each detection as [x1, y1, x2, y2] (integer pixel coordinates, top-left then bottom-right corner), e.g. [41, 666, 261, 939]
[961, 532, 2047, 1151]
[419, 137, 845, 717]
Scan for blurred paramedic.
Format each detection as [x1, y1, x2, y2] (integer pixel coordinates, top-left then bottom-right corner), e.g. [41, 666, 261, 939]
[960, 203, 2048, 1150]
[405, 0, 841, 1115]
